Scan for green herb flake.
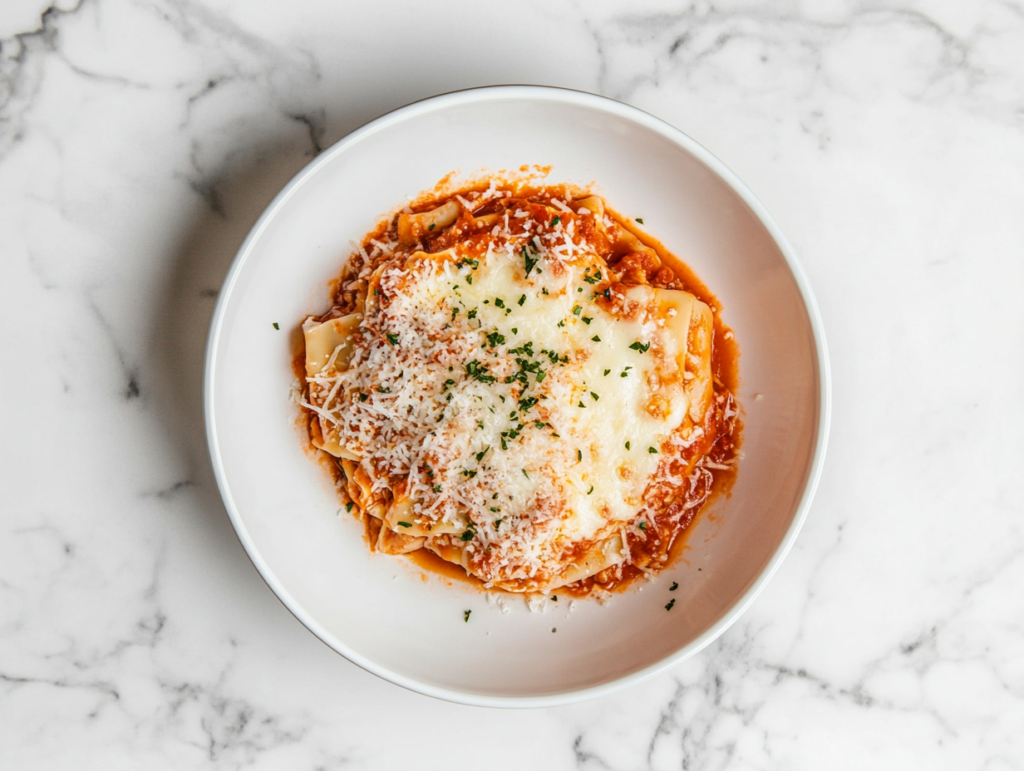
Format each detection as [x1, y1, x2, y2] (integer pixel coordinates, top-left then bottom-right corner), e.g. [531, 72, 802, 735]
[386, 333, 399, 346]
[625, 441, 631, 450]
[558, 320, 565, 328]
[429, 223, 436, 231]
[572, 305, 582, 316]
[665, 598, 676, 611]
[464, 609, 472, 622]
[358, 393, 369, 402]
[475, 447, 490, 462]
[463, 469, 478, 478]
[577, 449, 583, 462]
[635, 217, 644, 224]
[467, 308, 478, 320]
[345, 502, 354, 513]
[466, 276, 473, 285]
[460, 530, 475, 541]
[587, 484, 594, 495]
[578, 400, 586, 408]
[670, 581, 679, 591]
[398, 521, 413, 528]
[465, 360, 496, 384]
[590, 391, 599, 401]
[523, 245, 539, 277]
[522, 469, 530, 479]
[486, 331, 506, 347]
[604, 369, 611, 376]
[582, 317, 592, 325]
[489, 506, 500, 513]
[272, 322, 280, 330]
[591, 335, 601, 343]
[648, 446, 659, 454]
[518, 294, 526, 306]
[638, 521, 647, 530]
[629, 341, 651, 354]
[550, 216, 560, 227]
[495, 298, 505, 309]
[433, 485, 443, 493]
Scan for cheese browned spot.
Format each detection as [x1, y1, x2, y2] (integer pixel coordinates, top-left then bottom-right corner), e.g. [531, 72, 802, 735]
[298, 182, 739, 595]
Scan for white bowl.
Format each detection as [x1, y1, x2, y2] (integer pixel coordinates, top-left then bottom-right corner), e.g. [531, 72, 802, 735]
[205, 86, 830, 707]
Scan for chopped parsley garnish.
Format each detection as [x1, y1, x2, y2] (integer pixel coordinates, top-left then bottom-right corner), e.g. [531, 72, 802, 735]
[486, 331, 506, 347]
[489, 506, 500, 513]
[460, 529, 475, 541]
[522, 469, 529, 478]
[464, 609, 472, 622]
[603, 288, 611, 299]
[272, 322, 280, 330]
[463, 469, 478, 478]
[648, 446, 659, 454]
[629, 341, 651, 353]
[518, 294, 526, 306]
[583, 270, 602, 285]
[625, 440, 631, 450]
[587, 484, 594, 495]
[621, 366, 632, 377]
[495, 298, 505, 309]
[577, 449, 582, 462]
[578, 400, 586, 408]
[541, 287, 549, 295]
[590, 391, 599, 401]
[428, 223, 436, 231]
[572, 305, 582, 316]
[466, 276, 473, 284]
[665, 598, 676, 611]
[443, 378, 456, 390]
[518, 395, 539, 412]
[345, 502, 354, 513]
[358, 393, 369, 402]
[578, 287, 583, 293]
[604, 369, 611, 376]
[635, 217, 644, 224]
[397, 521, 412, 528]
[591, 335, 601, 343]
[638, 521, 647, 530]
[386, 333, 399, 345]
[433, 485, 442, 493]
[582, 317, 592, 325]
[550, 216, 560, 227]
[670, 581, 679, 591]
[467, 308, 478, 320]
[475, 447, 490, 462]
[557, 320, 565, 328]
[523, 245, 540, 277]
[465, 360, 495, 383]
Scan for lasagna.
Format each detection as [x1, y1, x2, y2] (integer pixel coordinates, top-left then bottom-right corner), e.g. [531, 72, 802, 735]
[298, 178, 739, 595]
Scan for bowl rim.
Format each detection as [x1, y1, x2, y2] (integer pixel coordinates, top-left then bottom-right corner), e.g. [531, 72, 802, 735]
[204, 84, 831, 708]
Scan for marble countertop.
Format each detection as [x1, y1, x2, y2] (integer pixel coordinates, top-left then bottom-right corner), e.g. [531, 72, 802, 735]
[3, 0, 1023, 768]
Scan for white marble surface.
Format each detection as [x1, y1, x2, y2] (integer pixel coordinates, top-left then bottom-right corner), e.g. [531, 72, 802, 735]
[2, 0, 1023, 767]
